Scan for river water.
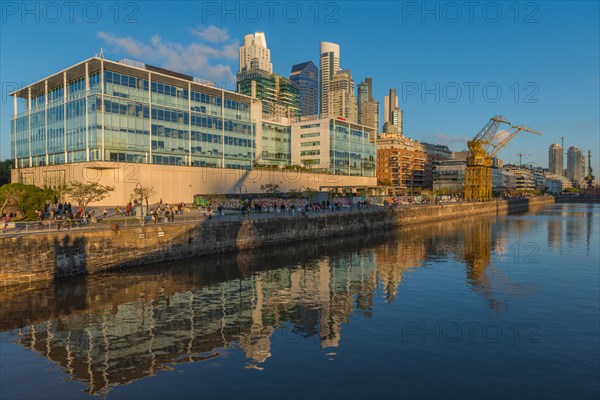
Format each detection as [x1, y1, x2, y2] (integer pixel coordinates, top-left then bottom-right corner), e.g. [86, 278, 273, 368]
[0, 203, 598, 399]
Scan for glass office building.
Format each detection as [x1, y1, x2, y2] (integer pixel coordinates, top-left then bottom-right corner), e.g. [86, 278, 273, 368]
[290, 61, 319, 118]
[260, 120, 291, 166]
[291, 118, 376, 177]
[11, 57, 257, 170]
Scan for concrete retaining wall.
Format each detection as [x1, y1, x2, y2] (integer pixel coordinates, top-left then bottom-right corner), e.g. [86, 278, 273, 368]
[0, 197, 554, 287]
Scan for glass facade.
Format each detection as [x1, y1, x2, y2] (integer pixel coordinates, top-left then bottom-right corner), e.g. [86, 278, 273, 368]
[11, 60, 256, 170]
[237, 69, 300, 119]
[260, 121, 291, 166]
[290, 61, 319, 117]
[292, 118, 376, 177]
[330, 120, 376, 177]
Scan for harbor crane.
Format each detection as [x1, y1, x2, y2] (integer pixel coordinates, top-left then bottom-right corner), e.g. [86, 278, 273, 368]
[464, 115, 541, 201]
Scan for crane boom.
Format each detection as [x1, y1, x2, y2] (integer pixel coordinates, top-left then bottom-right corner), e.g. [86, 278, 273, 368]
[489, 125, 541, 157]
[464, 116, 541, 201]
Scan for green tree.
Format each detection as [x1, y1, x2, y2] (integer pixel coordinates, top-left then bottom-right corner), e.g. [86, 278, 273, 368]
[0, 183, 56, 220]
[64, 181, 115, 215]
[18, 185, 56, 220]
[133, 185, 155, 214]
[0, 183, 24, 216]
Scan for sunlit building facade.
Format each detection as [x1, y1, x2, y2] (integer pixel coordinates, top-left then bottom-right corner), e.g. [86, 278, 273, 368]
[319, 42, 341, 116]
[260, 118, 292, 166]
[237, 69, 300, 119]
[548, 143, 563, 176]
[291, 117, 376, 176]
[11, 57, 257, 170]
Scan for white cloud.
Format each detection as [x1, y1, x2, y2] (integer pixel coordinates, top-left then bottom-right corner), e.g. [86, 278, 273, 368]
[191, 25, 230, 43]
[97, 28, 239, 87]
[492, 129, 511, 146]
[431, 132, 469, 148]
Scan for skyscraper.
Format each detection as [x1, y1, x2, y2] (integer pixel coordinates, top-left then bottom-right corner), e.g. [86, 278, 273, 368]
[548, 143, 563, 176]
[239, 32, 272, 73]
[237, 32, 299, 118]
[327, 70, 357, 123]
[383, 88, 403, 135]
[319, 42, 340, 116]
[290, 61, 319, 117]
[357, 78, 380, 131]
[237, 69, 300, 118]
[567, 146, 585, 187]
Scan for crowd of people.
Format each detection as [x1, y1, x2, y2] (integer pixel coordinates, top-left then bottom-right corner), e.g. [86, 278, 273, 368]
[26, 202, 99, 229]
[1, 192, 473, 234]
[147, 201, 186, 223]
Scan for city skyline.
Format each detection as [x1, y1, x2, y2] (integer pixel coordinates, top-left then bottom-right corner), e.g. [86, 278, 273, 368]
[1, 1, 598, 172]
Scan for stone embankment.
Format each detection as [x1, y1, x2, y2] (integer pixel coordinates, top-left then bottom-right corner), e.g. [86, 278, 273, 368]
[0, 197, 555, 286]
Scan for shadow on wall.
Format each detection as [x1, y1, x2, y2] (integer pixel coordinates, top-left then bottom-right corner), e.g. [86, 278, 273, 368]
[507, 198, 531, 215]
[54, 236, 87, 279]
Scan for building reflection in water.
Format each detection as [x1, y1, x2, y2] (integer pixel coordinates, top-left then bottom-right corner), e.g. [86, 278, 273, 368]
[543, 203, 596, 254]
[1, 215, 535, 395]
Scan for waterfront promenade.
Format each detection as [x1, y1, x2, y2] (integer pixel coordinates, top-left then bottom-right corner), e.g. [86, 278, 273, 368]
[0, 201, 438, 238]
[0, 197, 555, 287]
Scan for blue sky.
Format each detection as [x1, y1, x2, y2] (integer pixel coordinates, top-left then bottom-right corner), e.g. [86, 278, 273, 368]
[1, 1, 598, 172]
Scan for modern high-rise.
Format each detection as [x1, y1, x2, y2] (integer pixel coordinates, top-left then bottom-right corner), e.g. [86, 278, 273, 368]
[383, 88, 403, 135]
[319, 42, 340, 116]
[237, 33, 300, 119]
[327, 70, 357, 123]
[239, 32, 272, 73]
[290, 61, 319, 117]
[566, 146, 585, 187]
[548, 143, 563, 176]
[357, 78, 380, 132]
[237, 69, 300, 118]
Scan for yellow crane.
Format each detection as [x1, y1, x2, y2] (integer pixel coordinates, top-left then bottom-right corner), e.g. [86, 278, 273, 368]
[464, 115, 541, 201]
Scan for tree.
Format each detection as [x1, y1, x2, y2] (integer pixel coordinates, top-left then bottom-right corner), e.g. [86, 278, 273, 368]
[0, 183, 24, 216]
[64, 181, 115, 215]
[0, 183, 56, 220]
[133, 185, 155, 214]
[260, 184, 280, 194]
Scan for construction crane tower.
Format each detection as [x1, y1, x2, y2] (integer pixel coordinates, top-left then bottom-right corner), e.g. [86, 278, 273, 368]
[464, 115, 541, 201]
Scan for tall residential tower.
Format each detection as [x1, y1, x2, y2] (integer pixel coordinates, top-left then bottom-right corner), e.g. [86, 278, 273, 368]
[319, 42, 340, 116]
[383, 88, 403, 135]
[239, 32, 272, 73]
[567, 146, 585, 187]
[237, 32, 299, 118]
[548, 143, 563, 176]
[327, 70, 357, 123]
[357, 78, 380, 131]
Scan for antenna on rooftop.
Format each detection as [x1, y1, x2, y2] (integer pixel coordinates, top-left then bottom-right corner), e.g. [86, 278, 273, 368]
[95, 48, 105, 59]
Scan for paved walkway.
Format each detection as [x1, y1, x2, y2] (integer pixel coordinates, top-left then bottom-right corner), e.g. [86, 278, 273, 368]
[0, 205, 399, 238]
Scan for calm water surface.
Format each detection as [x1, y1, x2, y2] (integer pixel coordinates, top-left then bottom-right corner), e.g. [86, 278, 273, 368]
[1, 203, 598, 399]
